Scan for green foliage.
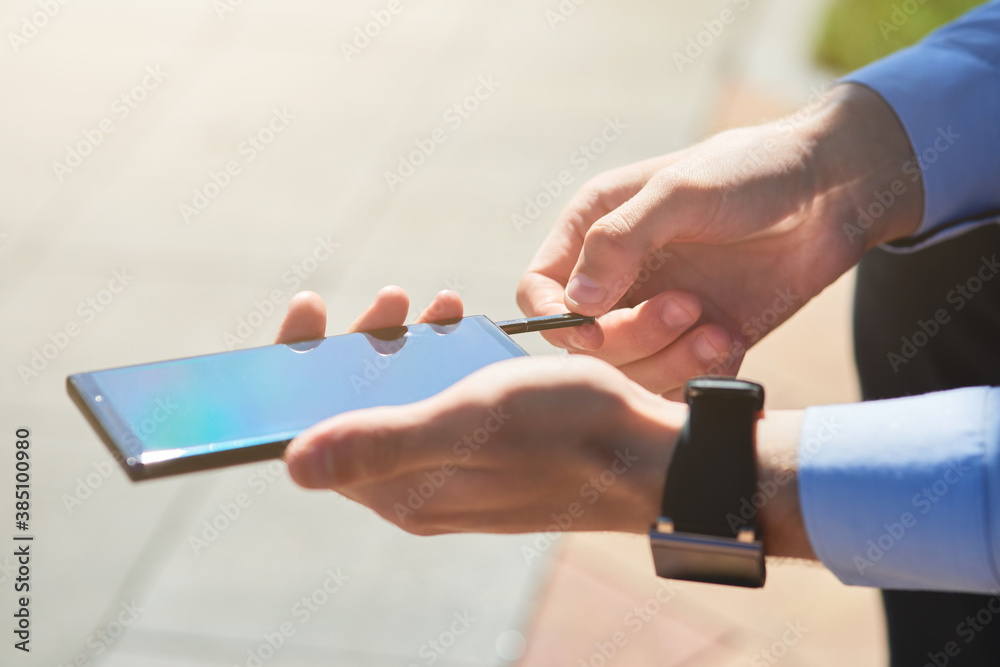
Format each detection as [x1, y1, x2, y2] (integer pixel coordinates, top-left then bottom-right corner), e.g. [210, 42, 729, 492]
[815, 0, 983, 73]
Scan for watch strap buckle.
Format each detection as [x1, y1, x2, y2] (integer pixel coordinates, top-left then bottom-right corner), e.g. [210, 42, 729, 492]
[649, 518, 766, 589]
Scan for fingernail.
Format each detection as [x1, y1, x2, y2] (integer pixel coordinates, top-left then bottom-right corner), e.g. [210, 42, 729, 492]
[562, 329, 580, 348]
[565, 274, 606, 307]
[661, 297, 696, 328]
[695, 330, 731, 364]
[566, 323, 599, 350]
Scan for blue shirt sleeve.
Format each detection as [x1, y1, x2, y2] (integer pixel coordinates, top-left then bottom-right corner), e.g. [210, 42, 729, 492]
[841, 1, 1000, 252]
[798, 386, 1000, 592]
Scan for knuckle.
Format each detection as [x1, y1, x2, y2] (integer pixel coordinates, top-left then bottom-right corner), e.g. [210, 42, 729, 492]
[588, 212, 658, 269]
[581, 168, 638, 212]
[590, 211, 636, 245]
[646, 167, 682, 192]
[647, 169, 712, 209]
[575, 180, 604, 209]
[578, 174, 619, 209]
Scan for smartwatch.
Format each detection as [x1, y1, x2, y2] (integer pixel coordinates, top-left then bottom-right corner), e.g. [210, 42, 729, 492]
[649, 377, 766, 588]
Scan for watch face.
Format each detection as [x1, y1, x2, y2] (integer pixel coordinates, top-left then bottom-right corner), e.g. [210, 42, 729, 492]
[685, 377, 764, 408]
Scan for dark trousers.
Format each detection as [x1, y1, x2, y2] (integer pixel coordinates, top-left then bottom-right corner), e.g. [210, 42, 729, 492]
[853, 223, 1000, 666]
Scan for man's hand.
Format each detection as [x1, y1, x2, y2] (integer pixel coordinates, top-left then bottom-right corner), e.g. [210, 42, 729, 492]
[518, 83, 923, 397]
[284, 354, 685, 535]
[274, 288, 814, 558]
[276, 290, 685, 535]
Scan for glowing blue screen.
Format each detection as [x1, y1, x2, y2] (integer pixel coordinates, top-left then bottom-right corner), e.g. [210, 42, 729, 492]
[76, 316, 525, 463]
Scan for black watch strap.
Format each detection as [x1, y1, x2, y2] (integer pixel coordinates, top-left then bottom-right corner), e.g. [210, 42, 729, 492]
[650, 377, 766, 588]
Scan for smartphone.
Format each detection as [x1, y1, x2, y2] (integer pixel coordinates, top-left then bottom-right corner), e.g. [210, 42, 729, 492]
[67, 315, 530, 481]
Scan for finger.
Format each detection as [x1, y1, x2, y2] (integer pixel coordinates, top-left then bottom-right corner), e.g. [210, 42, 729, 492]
[575, 290, 701, 366]
[516, 272, 605, 350]
[517, 157, 677, 349]
[617, 323, 744, 396]
[275, 291, 327, 344]
[414, 290, 464, 323]
[347, 285, 410, 333]
[515, 274, 604, 350]
[284, 402, 456, 490]
[563, 171, 711, 316]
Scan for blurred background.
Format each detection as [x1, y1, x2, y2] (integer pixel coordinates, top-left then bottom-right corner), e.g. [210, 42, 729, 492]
[0, 0, 969, 665]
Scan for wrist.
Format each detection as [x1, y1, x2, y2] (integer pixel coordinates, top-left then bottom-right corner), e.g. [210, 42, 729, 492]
[624, 393, 687, 533]
[648, 379, 768, 587]
[805, 83, 924, 250]
[755, 409, 815, 559]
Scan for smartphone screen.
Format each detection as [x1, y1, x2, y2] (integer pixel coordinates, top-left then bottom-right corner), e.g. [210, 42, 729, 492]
[67, 315, 526, 480]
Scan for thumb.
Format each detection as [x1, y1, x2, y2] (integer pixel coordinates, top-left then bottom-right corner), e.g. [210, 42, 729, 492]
[563, 176, 708, 315]
[284, 402, 451, 490]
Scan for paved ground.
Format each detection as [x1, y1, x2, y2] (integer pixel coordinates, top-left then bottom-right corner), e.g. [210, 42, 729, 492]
[0, 0, 885, 665]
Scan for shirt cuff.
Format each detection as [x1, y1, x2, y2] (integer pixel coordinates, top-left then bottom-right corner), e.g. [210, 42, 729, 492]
[798, 387, 1000, 592]
[842, 45, 1000, 252]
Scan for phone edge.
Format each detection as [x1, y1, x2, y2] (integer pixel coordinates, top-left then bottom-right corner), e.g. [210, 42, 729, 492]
[66, 375, 290, 482]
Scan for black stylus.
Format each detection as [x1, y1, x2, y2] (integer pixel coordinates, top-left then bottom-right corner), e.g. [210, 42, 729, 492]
[494, 313, 595, 335]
